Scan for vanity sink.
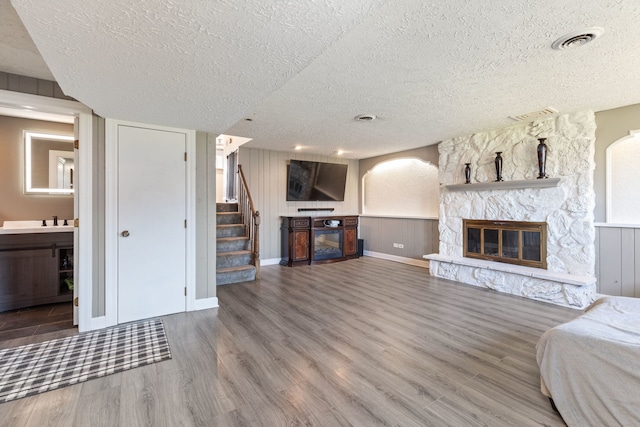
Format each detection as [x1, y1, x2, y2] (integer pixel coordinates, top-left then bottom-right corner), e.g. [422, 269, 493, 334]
[1, 220, 74, 234]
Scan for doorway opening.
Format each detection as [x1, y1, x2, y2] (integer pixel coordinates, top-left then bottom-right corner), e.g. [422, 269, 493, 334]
[0, 109, 76, 340]
[0, 89, 93, 337]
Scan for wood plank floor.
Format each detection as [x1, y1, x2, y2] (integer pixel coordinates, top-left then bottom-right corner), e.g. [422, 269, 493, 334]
[0, 257, 580, 426]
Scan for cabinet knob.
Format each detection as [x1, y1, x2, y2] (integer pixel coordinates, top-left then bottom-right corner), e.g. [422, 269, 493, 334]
[121, 230, 130, 237]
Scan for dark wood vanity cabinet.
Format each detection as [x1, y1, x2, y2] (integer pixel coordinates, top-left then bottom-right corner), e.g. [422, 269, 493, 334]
[281, 216, 359, 266]
[0, 232, 73, 312]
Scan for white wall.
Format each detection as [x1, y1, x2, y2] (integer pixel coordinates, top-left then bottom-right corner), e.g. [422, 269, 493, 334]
[363, 158, 439, 218]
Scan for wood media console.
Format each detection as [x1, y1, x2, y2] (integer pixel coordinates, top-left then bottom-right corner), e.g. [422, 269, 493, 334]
[280, 216, 359, 266]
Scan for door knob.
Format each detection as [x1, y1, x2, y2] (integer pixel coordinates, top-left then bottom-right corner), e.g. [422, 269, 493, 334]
[121, 230, 130, 237]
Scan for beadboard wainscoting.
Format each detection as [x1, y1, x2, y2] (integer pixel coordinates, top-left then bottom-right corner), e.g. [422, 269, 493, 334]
[595, 223, 640, 297]
[360, 216, 438, 266]
[237, 147, 359, 261]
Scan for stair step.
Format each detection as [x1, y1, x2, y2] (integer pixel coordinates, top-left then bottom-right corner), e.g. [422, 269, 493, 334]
[217, 224, 246, 238]
[216, 212, 243, 225]
[217, 265, 257, 286]
[216, 203, 238, 213]
[217, 250, 253, 268]
[217, 237, 250, 252]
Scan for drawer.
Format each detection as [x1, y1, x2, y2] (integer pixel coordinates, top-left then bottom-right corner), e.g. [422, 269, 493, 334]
[292, 218, 310, 228]
[344, 217, 358, 226]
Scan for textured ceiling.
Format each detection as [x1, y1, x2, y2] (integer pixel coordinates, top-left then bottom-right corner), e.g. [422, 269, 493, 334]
[0, 0, 53, 80]
[8, 0, 640, 159]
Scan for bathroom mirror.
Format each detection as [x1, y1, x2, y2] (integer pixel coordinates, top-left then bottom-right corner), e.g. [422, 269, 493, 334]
[24, 131, 75, 194]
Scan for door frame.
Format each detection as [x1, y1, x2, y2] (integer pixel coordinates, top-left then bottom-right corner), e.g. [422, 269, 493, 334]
[104, 119, 196, 327]
[0, 89, 93, 332]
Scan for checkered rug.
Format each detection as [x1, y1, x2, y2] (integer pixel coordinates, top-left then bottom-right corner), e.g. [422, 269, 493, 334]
[0, 319, 171, 404]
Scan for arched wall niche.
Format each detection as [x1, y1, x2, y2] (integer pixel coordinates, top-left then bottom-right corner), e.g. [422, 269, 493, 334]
[606, 129, 640, 224]
[362, 157, 439, 218]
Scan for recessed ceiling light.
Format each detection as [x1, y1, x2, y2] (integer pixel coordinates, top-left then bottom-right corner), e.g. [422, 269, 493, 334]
[552, 27, 604, 50]
[354, 114, 377, 122]
[337, 149, 344, 155]
[294, 145, 302, 150]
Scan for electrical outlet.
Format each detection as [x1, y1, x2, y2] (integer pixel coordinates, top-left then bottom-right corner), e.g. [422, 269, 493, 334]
[398, 243, 404, 249]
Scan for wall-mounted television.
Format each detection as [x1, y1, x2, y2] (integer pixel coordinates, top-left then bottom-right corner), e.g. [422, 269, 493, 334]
[286, 160, 348, 201]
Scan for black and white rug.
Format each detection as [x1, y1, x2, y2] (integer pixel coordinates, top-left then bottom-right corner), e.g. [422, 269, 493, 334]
[0, 319, 171, 404]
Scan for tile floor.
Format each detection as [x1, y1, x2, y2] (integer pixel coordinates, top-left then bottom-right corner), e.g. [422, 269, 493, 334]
[0, 302, 75, 341]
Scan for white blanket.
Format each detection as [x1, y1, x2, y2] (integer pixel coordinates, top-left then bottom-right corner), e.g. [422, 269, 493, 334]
[536, 296, 640, 427]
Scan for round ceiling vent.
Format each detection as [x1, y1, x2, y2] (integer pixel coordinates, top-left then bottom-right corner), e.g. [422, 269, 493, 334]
[354, 114, 377, 121]
[552, 27, 604, 50]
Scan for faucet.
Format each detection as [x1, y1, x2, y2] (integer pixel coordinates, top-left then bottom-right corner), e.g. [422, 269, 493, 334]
[53, 215, 58, 226]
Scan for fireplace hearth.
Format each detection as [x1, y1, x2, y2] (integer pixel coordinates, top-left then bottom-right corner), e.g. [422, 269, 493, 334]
[463, 219, 547, 269]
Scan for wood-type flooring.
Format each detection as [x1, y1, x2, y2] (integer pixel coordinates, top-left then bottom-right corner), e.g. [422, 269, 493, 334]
[0, 257, 580, 426]
[0, 302, 75, 341]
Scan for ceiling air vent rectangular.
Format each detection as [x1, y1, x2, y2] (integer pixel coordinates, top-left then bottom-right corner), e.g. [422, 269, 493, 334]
[509, 107, 558, 122]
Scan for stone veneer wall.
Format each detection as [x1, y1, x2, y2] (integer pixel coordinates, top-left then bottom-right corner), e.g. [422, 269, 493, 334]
[432, 110, 597, 307]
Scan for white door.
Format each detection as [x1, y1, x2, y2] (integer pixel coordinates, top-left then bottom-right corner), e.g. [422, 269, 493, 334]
[117, 125, 186, 323]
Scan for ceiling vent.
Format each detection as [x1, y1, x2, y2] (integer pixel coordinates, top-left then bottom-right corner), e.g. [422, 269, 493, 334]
[354, 114, 377, 121]
[552, 27, 604, 50]
[509, 107, 558, 122]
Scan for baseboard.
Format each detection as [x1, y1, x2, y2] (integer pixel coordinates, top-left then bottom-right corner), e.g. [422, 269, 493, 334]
[195, 297, 219, 310]
[260, 258, 282, 266]
[363, 251, 430, 268]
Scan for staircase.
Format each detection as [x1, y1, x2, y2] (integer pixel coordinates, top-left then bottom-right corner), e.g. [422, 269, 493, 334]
[216, 202, 257, 285]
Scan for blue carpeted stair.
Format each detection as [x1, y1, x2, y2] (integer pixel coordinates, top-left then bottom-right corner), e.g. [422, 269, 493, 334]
[216, 203, 257, 285]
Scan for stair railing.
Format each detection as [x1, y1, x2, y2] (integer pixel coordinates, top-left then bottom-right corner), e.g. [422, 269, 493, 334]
[237, 164, 260, 279]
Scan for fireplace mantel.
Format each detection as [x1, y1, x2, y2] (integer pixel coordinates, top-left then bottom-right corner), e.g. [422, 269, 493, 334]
[444, 177, 562, 192]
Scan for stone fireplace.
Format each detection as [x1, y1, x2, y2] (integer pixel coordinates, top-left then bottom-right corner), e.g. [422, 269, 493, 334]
[425, 110, 597, 309]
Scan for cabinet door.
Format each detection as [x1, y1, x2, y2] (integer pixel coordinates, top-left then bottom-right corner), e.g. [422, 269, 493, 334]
[0, 248, 58, 310]
[293, 230, 310, 261]
[344, 227, 357, 256]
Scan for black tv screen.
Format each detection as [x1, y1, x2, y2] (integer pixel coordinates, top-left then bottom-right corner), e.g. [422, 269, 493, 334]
[286, 160, 348, 201]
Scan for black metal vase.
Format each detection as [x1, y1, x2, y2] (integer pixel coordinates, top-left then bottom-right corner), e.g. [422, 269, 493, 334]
[537, 138, 548, 179]
[464, 163, 471, 184]
[494, 152, 503, 182]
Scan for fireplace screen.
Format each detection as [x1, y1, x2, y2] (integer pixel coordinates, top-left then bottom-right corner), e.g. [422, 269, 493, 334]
[463, 219, 547, 269]
[313, 229, 343, 261]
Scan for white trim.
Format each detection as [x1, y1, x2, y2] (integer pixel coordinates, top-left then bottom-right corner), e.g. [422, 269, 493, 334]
[195, 297, 219, 310]
[260, 258, 282, 266]
[104, 119, 119, 328]
[0, 90, 94, 333]
[185, 130, 197, 311]
[76, 111, 94, 332]
[595, 222, 640, 229]
[363, 251, 429, 268]
[605, 129, 640, 224]
[360, 214, 439, 220]
[0, 90, 87, 116]
[90, 316, 108, 331]
[104, 119, 196, 327]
